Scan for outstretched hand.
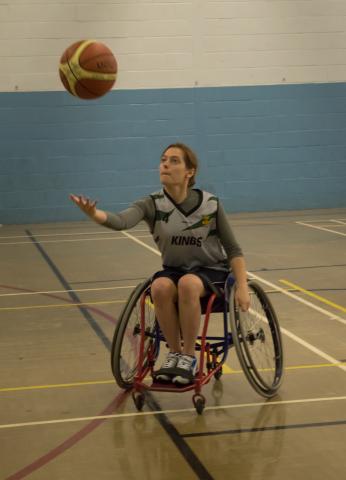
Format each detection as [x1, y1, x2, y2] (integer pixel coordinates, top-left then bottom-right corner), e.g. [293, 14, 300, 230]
[70, 194, 98, 218]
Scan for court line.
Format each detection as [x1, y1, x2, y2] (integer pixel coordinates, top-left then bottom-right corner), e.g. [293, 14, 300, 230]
[280, 279, 346, 315]
[0, 283, 117, 326]
[0, 380, 115, 393]
[2, 362, 346, 394]
[248, 274, 346, 373]
[250, 274, 346, 325]
[296, 221, 346, 237]
[1, 395, 346, 430]
[121, 230, 346, 373]
[0, 228, 148, 240]
[0, 284, 299, 299]
[330, 219, 346, 225]
[121, 230, 160, 254]
[0, 299, 126, 312]
[3, 392, 129, 480]
[9, 232, 209, 480]
[0, 285, 135, 298]
[144, 394, 214, 480]
[301, 224, 346, 228]
[25, 230, 112, 350]
[0, 235, 151, 246]
[182, 418, 346, 438]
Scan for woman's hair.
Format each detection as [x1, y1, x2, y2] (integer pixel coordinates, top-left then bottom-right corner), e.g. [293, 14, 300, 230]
[161, 143, 199, 187]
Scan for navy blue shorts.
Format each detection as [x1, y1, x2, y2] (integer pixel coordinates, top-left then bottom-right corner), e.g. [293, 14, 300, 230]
[151, 266, 229, 295]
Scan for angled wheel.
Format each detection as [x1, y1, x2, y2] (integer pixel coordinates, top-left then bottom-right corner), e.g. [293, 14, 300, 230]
[214, 367, 223, 380]
[229, 280, 284, 397]
[132, 391, 145, 411]
[111, 279, 159, 389]
[193, 394, 206, 414]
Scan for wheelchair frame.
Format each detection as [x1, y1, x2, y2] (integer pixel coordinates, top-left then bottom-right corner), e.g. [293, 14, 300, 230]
[111, 275, 284, 414]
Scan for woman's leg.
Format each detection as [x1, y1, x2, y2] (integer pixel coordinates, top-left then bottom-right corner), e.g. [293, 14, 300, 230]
[177, 274, 205, 356]
[151, 277, 181, 352]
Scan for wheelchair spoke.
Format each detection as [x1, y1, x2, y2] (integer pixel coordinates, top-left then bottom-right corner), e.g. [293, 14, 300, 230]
[229, 280, 284, 397]
[111, 280, 159, 389]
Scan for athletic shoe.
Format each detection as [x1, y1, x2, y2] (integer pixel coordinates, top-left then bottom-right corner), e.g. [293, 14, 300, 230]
[172, 354, 197, 385]
[154, 352, 181, 382]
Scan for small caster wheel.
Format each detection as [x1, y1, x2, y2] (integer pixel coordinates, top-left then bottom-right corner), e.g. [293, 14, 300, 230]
[214, 367, 223, 380]
[132, 391, 145, 411]
[192, 394, 206, 415]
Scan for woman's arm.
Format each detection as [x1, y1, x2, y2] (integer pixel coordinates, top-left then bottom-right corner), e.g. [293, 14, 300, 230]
[230, 255, 250, 312]
[69, 194, 154, 230]
[217, 202, 250, 311]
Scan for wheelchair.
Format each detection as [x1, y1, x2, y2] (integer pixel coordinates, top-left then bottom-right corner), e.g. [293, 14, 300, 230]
[111, 274, 284, 414]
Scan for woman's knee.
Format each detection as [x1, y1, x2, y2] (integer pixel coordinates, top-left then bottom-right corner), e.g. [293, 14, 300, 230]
[177, 275, 204, 302]
[151, 277, 177, 303]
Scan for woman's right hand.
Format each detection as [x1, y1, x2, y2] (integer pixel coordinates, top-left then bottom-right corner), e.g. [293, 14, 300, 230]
[70, 194, 98, 218]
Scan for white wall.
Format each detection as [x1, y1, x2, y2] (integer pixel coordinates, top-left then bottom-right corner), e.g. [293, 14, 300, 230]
[1, 0, 346, 92]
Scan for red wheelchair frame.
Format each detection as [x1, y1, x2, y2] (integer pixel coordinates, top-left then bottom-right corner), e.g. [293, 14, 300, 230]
[111, 275, 284, 414]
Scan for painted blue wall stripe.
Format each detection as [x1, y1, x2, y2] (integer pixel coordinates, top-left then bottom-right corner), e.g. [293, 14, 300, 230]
[1, 82, 346, 224]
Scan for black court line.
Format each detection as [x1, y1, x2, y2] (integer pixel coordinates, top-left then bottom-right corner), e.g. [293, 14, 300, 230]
[25, 229, 214, 480]
[182, 419, 346, 439]
[146, 395, 214, 480]
[26, 230, 112, 350]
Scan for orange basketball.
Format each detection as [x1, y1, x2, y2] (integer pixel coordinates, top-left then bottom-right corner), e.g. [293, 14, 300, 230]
[59, 40, 117, 99]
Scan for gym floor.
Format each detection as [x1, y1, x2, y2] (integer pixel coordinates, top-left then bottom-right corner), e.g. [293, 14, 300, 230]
[1, 207, 345, 480]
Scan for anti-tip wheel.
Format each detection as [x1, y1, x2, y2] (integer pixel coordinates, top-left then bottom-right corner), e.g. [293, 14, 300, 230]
[214, 367, 223, 380]
[192, 394, 206, 414]
[132, 391, 145, 411]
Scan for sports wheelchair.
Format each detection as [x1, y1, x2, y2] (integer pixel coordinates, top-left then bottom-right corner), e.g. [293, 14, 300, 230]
[111, 274, 284, 414]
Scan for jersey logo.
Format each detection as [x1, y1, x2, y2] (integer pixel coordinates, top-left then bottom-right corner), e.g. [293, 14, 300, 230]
[183, 212, 217, 231]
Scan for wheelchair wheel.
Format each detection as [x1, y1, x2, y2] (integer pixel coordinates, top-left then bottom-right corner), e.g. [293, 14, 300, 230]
[229, 280, 284, 397]
[111, 279, 159, 389]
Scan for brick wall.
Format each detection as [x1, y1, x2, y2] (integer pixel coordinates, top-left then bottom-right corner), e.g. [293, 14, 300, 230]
[0, 1, 346, 223]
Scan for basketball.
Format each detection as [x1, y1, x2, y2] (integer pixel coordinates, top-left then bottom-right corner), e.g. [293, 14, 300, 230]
[59, 40, 117, 99]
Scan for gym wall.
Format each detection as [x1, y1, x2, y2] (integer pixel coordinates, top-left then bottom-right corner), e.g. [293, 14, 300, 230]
[1, 1, 346, 223]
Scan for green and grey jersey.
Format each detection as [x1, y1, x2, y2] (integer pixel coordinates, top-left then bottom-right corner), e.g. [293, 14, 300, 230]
[151, 189, 228, 271]
[104, 188, 243, 267]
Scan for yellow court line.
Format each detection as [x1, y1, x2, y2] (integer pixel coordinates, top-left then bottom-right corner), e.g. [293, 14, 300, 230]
[221, 363, 235, 374]
[223, 362, 346, 375]
[0, 380, 115, 393]
[280, 279, 346, 314]
[1, 362, 346, 393]
[285, 362, 346, 371]
[0, 300, 126, 312]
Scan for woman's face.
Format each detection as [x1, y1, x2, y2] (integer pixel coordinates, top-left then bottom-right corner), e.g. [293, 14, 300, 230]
[159, 147, 194, 187]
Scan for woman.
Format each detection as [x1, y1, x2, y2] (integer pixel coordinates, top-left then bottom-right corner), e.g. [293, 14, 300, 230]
[70, 143, 250, 385]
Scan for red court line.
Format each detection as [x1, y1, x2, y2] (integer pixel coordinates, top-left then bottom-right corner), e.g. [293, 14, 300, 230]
[5, 392, 128, 480]
[1, 283, 126, 479]
[0, 284, 117, 324]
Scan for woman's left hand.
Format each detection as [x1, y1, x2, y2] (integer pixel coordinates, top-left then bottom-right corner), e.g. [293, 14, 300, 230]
[235, 284, 250, 312]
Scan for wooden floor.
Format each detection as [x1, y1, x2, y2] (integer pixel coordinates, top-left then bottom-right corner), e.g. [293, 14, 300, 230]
[1, 208, 346, 480]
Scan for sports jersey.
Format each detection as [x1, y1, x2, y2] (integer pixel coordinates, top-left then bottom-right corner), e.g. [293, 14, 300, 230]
[151, 189, 228, 271]
[104, 188, 243, 265]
